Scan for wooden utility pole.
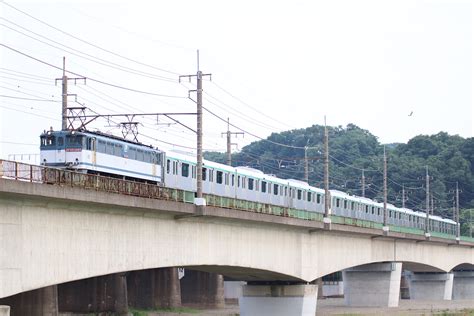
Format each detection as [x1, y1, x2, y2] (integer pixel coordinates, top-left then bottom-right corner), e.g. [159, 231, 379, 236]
[221, 118, 243, 166]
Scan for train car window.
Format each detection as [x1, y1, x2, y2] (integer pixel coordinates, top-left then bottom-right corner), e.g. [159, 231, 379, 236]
[316, 194, 321, 204]
[57, 137, 64, 147]
[216, 171, 223, 184]
[86, 138, 92, 150]
[398, 213, 402, 219]
[307, 192, 312, 202]
[389, 211, 392, 218]
[248, 178, 254, 190]
[137, 149, 145, 161]
[181, 163, 189, 177]
[377, 208, 381, 216]
[105, 142, 113, 155]
[284, 187, 287, 196]
[231, 174, 235, 186]
[343, 200, 347, 209]
[371, 206, 375, 214]
[365, 205, 369, 213]
[167, 160, 171, 174]
[336, 198, 340, 208]
[114, 144, 122, 156]
[274, 184, 279, 196]
[261, 181, 267, 193]
[351, 202, 355, 211]
[202, 167, 207, 181]
[66, 135, 83, 147]
[297, 190, 302, 200]
[237, 175, 240, 187]
[98, 140, 106, 153]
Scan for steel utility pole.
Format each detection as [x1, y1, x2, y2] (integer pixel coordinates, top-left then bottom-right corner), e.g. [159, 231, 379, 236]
[323, 119, 331, 228]
[361, 169, 365, 198]
[456, 181, 460, 240]
[179, 51, 211, 203]
[61, 57, 67, 130]
[402, 185, 406, 209]
[221, 118, 244, 166]
[304, 146, 309, 183]
[425, 166, 430, 236]
[55, 57, 86, 131]
[431, 195, 434, 215]
[383, 146, 388, 231]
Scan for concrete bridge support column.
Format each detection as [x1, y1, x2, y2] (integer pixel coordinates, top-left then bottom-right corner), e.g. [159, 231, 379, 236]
[452, 271, 474, 300]
[239, 284, 317, 316]
[0, 306, 10, 316]
[407, 272, 453, 300]
[180, 270, 224, 308]
[58, 273, 129, 314]
[343, 262, 402, 307]
[128, 267, 181, 309]
[0, 285, 58, 316]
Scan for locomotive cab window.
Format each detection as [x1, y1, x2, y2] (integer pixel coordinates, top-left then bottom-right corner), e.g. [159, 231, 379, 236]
[41, 135, 56, 147]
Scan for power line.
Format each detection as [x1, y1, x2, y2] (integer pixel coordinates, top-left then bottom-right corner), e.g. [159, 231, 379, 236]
[1, 1, 180, 76]
[0, 20, 177, 82]
[0, 67, 51, 80]
[211, 81, 296, 130]
[0, 43, 186, 99]
[0, 94, 59, 102]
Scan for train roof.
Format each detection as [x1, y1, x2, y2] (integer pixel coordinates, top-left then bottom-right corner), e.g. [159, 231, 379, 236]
[40, 129, 157, 150]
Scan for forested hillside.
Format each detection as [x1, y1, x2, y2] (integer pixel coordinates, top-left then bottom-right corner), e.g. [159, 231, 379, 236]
[204, 124, 474, 234]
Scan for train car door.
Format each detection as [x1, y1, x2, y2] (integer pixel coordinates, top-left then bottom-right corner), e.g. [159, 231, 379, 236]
[91, 138, 97, 166]
[56, 135, 65, 163]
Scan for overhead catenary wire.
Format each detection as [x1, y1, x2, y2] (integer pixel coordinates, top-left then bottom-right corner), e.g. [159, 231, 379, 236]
[0, 43, 185, 99]
[1, 1, 180, 76]
[0, 20, 177, 82]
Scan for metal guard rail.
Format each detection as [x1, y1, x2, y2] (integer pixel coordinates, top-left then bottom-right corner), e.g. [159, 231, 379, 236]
[1, 160, 472, 243]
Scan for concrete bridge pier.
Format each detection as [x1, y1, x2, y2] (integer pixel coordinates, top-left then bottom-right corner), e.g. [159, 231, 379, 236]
[239, 283, 317, 316]
[0, 306, 10, 316]
[342, 262, 402, 307]
[452, 271, 474, 300]
[58, 273, 129, 314]
[407, 272, 453, 300]
[127, 267, 181, 309]
[180, 270, 225, 308]
[0, 285, 58, 316]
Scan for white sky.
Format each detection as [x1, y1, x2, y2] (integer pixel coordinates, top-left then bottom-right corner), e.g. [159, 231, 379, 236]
[0, 0, 472, 161]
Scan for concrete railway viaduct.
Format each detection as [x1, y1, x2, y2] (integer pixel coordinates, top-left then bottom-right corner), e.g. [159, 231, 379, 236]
[0, 177, 473, 315]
